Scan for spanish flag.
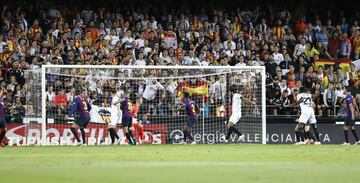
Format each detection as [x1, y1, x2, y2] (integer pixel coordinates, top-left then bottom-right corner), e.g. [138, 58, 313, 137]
[314, 59, 351, 72]
[178, 80, 208, 99]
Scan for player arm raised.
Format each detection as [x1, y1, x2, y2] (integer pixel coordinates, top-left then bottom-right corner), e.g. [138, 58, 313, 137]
[242, 96, 256, 106]
[65, 101, 77, 120]
[291, 97, 304, 107]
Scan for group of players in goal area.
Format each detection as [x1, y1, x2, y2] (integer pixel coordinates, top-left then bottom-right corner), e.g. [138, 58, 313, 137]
[0, 83, 359, 146]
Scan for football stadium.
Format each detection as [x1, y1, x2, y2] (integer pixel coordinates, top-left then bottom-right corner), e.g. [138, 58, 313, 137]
[1, 0, 360, 182]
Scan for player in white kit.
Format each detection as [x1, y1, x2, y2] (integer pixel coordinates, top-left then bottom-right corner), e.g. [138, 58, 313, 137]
[293, 88, 318, 145]
[108, 90, 122, 144]
[222, 86, 255, 143]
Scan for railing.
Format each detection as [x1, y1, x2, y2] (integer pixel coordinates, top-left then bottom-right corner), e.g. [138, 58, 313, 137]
[265, 105, 344, 118]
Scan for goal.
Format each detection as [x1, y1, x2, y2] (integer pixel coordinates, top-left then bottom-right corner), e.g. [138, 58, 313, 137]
[39, 65, 266, 145]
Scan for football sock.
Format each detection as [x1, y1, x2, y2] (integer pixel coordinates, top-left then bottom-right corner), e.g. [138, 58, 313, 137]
[71, 127, 81, 142]
[298, 127, 305, 142]
[303, 130, 309, 140]
[80, 128, 86, 144]
[108, 128, 116, 144]
[230, 126, 242, 136]
[183, 130, 188, 142]
[129, 130, 136, 144]
[352, 129, 359, 141]
[344, 130, 349, 143]
[295, 131, 300, 142]
[114, 130, 120, 139]
[125, 132, 134, 145]
[226, 127, 233, 140]
[0, 128, 6, 143]
[311, 124, 320, 142]
[139, 127, 145, 140]
[187, 129, 194, 141]
[306, 131, 314, 141]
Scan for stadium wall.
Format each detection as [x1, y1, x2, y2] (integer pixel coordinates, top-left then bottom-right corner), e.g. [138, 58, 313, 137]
[3, 117, 357, 145]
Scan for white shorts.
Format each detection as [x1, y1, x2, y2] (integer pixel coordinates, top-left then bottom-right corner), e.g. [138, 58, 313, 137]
[229, 113, 241, 124]
[109, 108, 122, 128]
[298, 111, 317, 124]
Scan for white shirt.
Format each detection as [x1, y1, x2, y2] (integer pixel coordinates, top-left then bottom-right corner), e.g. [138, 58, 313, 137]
[223, 41, 236, 50]
[135, 38, 145, 49]
[235, 62, 247, 67]
[46, 91, 55, 102]
[121, 36, 134, 48]
[280, 84, 291, 95]
[297, 93, 314, 113]
[273, 52, 284, 65]
[134, 59, 146, 66]
[142, 80, 164, 100]
[232, 93, 242, 114]
[111, 95, 121, 112]
[182, 56, 199, 66]
[294, 44, 306, 57]
[213, 81, 227, 100]
[167, 83, 177, 95]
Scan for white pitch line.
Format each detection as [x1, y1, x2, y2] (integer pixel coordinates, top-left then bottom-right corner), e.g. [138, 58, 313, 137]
[0, 160, 313, 169]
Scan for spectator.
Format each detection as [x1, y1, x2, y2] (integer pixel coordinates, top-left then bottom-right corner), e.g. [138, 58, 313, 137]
[328, 32, 341, 58]
[46, 86, 55, 103]
[323, 82, 337, 116]
[340, 33, 352, 59]
[1, 1, 360, 119]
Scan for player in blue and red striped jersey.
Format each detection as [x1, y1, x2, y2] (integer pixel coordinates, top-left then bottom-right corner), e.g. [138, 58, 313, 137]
[180, 92, 200, 144]
[65, 89, 92, 146]
[0, 89, 8, 147]
[342, 92, 360, 145]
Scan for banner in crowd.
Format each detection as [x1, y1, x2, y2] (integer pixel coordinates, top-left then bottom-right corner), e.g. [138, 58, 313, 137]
[353, 59, 360, 71]
[161, 31, 178, 48]
[314, 59, 351, 71]
[89, 105, 119, 124]
[177, 80, 208, 99]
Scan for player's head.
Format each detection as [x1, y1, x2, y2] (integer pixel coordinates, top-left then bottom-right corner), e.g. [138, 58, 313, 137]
[124, 90, 130, 98]
[302, 87, 311, 93]
[75, 88, 82, 96]
[229, 85, 237, 94]
[184, 92, 190, 99]
[111, 89, 117, 95]
[136, 95, 143, 104]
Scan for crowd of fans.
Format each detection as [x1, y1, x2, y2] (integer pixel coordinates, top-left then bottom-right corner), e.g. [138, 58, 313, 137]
[1, 1, 360, 122]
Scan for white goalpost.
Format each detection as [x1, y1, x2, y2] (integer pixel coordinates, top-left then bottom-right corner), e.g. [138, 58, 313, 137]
[36, 65, 266, 145]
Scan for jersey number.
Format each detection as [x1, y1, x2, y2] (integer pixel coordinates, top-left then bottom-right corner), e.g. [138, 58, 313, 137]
[191, 104, 196, 113]
[303, 97, 312, 105]
[83, 101, 88, 112]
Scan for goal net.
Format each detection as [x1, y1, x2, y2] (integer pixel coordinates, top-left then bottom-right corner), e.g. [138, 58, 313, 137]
[3, 69, 44, 146]
[41, 65, 266, 145]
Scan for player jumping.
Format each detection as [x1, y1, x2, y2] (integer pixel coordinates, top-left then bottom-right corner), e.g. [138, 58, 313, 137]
[0, 89, 8, 147]
[113, 92, 136, 145]
[108, 89, 121, 145]
[65, 89, 92, 146]
[180, 92, 199, 144]
[342, 92, 360, 145]
[292, 88, 318, 145]
[130, 95, 145, 144]
[221, 86, 253, 143]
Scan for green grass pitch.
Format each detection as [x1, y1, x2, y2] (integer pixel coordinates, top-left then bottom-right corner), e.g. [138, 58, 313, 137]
[0, 144, 359, 183]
